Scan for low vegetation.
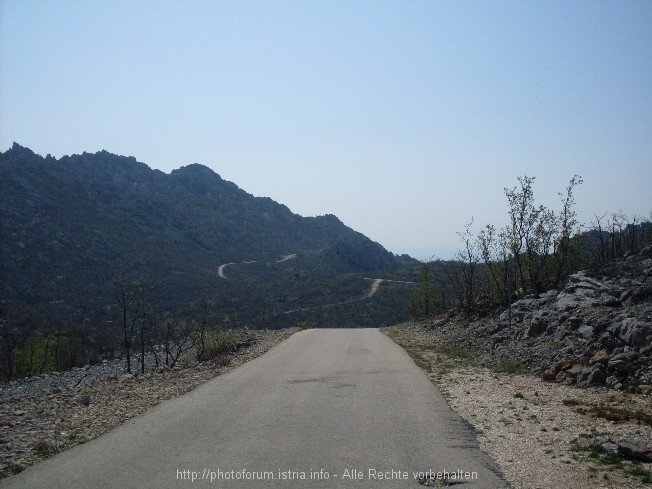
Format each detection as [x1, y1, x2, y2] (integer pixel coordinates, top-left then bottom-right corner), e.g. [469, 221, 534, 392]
[408, 174, 652, 319]
[579, 405, 652, 428]
[570, 438, 652, 485]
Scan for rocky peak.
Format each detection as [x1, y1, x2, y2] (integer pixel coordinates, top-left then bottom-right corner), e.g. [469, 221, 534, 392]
[1, 142, 39, 163]
[169, 163, 242, 197]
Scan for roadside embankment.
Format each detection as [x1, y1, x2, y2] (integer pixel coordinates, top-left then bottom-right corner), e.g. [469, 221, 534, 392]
[385, 324, 652, 489]
[0, 328, 296, 479]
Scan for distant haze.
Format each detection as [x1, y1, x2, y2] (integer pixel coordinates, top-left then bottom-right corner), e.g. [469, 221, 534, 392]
[2, 1, 650, 258]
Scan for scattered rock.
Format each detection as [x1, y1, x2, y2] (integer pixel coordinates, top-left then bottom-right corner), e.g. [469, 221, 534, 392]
[542, 360, 573, 381]
[422, 247, 652, 391]
[526, 317, 546, 337]
[618, 440, 652, 462]
[578, 366, 606, 387]
[118, 374, 135, 383]
[598, 440, 620, 456]
[589, 349, 610, 365]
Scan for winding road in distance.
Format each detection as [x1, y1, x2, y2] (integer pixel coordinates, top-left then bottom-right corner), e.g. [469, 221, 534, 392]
[2, 329, 508, 489]
[217, 254, 297, 279]
[217, 253, 418, 312]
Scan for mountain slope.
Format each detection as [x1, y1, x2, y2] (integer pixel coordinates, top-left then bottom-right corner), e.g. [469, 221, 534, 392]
[1, 143, 414, 328]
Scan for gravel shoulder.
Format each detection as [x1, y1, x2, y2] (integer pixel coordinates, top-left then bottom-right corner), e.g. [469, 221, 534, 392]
[385, 323, 652, 489]
[0, 328, 296, 479]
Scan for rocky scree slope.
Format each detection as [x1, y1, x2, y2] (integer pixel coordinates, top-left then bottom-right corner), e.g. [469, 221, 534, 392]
[424, 245, 652, 392]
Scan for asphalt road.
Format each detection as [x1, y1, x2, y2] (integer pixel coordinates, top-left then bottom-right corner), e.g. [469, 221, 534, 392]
[2, 329, 508, 488]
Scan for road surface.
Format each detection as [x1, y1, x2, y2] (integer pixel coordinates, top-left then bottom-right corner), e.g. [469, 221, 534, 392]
[2, 329, 508, 488]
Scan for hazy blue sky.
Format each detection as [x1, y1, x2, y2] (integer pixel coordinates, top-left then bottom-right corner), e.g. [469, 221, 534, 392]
[2, 1, 651, 259]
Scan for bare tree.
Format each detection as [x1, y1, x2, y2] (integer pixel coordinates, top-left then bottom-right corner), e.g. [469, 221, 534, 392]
[591, 213, 608, 264]
[162, 315, 194, 369]
[610, 212, 626, 259]
[477, 224, 513, 305]
[194, 296, 215, 362]
[115, 275, 145, 374]
[625, 215, 640, 254]
[554, 175, 582, 287]
[444, 218, 482, 311]
[137, 302, 153, 375]
[453, 219, 481, 311]
[0, 319, 18, 381]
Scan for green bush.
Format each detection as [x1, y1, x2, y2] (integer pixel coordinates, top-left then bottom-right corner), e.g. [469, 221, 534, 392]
[200, 330, 242, 361]
[494, 360, 524, 374]
[296, 320, 317, 330]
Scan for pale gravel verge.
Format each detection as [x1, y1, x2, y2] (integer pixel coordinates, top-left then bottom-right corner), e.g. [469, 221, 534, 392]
[385, 324, 652, 489]
[0, 328, 296, 479]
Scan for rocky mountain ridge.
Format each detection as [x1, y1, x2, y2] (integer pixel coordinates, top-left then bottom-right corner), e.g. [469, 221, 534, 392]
[0, 143, 413, 324]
